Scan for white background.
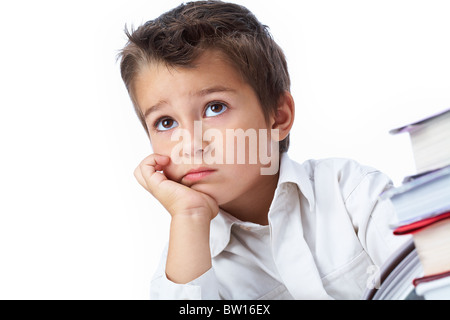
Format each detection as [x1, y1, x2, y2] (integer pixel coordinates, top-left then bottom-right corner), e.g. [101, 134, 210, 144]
[0, 0, 449, 299]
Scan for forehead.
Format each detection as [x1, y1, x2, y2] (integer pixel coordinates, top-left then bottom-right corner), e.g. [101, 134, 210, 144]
[132, 50, 248, 108]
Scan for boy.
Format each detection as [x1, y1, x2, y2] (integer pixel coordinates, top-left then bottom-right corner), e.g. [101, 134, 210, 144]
[119, 0, 405, 299]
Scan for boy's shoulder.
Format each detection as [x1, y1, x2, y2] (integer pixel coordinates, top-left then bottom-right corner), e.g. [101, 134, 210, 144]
[300, 157, 379, 178]
[292, 156, 391, 202]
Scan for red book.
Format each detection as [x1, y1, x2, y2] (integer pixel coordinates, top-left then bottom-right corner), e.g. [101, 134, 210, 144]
[393, 211, 450, 235]
[394, 212, 450, 277]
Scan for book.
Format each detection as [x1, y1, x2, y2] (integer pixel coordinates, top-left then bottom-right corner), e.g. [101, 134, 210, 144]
[393, 212, 450, 298]
[390, 108, 450, 175]
[412, 219, 450, 276]
[377, 108, 450, 300]
[363, 239, 424, 300]
[414, 271, 450, 300]
[380, 165, 450, 225]
[393, 211, 450, 235]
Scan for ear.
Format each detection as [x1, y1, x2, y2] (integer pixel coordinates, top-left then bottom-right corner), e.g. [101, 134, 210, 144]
[271, 91, 295, 141]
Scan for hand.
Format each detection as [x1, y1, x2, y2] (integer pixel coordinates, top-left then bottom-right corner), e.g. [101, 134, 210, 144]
[134, 154, 219, 220]
[134, 154, 218, 283]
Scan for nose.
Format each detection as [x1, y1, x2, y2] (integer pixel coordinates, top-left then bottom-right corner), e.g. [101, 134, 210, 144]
[181, 120, 206, 162]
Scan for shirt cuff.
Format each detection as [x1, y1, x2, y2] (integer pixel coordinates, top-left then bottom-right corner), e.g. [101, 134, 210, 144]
[150, 268, 220, 300]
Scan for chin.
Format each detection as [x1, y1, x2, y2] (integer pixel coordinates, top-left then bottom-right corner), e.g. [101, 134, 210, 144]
[190, 184, 224, 205]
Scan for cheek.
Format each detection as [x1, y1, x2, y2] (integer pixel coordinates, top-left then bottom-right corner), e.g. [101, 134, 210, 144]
[151, 135, 179, 159]
[150, 138, 180, 179]
[161, 163, 179, 182]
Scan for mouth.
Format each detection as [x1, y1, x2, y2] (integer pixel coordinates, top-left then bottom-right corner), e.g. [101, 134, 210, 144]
[182, 167, 217, 183]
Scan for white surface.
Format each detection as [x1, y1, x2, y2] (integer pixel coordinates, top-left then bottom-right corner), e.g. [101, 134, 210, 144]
[0, 0, 450, 299]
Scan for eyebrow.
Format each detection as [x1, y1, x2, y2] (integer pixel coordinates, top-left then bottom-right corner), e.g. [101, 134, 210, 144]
[196, 85, 236, 97]
[144, 101, 166, 119]
[143, 86, 236, 119]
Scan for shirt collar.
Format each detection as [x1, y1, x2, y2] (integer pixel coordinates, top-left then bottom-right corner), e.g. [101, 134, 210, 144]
[278, 152, 315, 209]
[210, 209, 238, 258]
[209, 152, 316, 257]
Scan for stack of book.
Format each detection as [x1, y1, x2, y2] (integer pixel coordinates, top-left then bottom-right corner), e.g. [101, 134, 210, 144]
[381, 108, 450, 300]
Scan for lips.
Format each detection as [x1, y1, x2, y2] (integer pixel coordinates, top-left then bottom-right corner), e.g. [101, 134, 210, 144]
[182, 167, 217, 183]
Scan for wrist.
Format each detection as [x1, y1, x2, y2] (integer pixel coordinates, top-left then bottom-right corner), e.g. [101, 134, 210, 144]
[170, 211, 212, 230]
[171, 207, 217, 221]
[167, 212, 212, 284]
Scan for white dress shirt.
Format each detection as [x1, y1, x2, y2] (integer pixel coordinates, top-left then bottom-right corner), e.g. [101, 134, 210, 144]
[149, 153, 407, 300]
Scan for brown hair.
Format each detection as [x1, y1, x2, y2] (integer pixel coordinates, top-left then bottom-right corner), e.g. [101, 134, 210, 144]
[119, 0, 291, 152]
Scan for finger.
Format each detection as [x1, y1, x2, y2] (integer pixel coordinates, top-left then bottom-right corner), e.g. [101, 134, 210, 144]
[139, 154, 168, 182]
[134, 155, 157, 189]
[139, 154, 170, 173]
[137, 154, 171, 194]
[133, 165, 147, 189]
[151, 154, 171, 167]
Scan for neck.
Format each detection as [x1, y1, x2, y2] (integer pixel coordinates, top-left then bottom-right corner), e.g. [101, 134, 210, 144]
[220, 172, 279, 225]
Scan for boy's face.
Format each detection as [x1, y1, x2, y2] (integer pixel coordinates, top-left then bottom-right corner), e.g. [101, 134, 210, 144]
[133, 50, 278, 207]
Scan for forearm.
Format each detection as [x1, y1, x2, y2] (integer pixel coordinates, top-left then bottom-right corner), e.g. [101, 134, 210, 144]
[165, 213, 212, 284]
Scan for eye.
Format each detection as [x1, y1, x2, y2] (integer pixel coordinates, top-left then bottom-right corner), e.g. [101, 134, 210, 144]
[204, 102, 228, 117]
[155, 117, 178, 131]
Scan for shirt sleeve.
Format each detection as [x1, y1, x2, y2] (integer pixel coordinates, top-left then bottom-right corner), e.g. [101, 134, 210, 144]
[149, 244, 221, 300]
[343, 168, 410, 267]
